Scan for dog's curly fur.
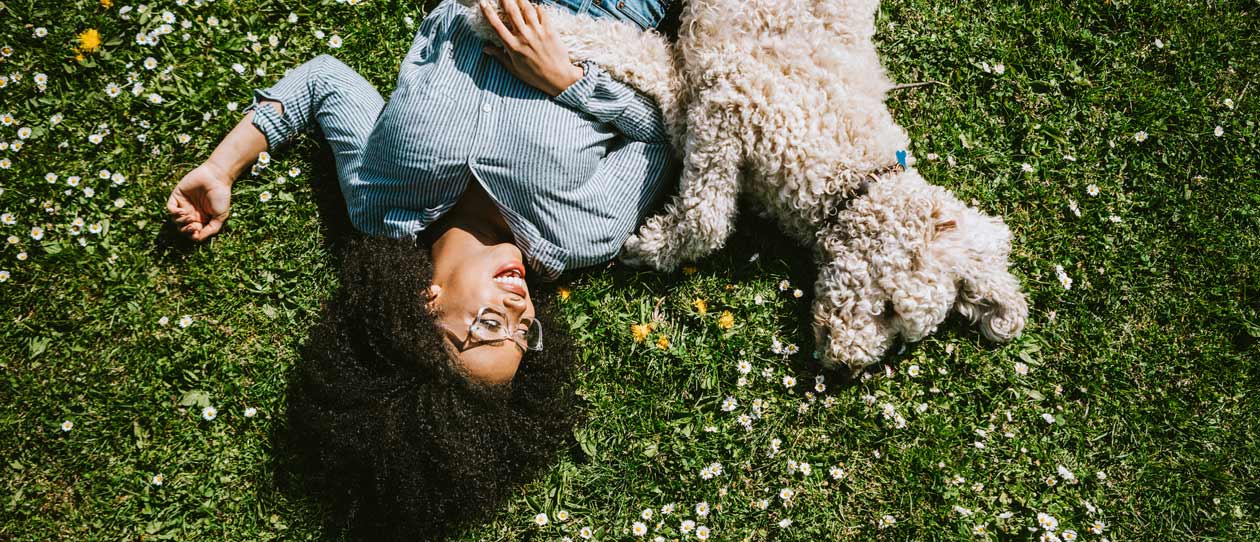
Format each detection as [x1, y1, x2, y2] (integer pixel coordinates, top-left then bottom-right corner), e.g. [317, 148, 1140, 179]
[620, 0, 1029, 371]
[462, 0, 1027, 372]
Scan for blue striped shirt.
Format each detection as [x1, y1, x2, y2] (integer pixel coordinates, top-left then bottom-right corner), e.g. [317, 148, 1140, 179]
[247, 0, 677, 280]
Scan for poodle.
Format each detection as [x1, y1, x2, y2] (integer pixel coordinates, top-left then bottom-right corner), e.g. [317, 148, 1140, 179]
[461, 0, 1028, 373]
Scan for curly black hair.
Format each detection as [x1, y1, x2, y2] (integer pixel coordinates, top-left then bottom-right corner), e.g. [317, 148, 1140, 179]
[287, 235, 579, 541]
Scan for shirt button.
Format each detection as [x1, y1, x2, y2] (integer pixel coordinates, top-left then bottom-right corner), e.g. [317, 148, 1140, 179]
[481, 103, 492, 113]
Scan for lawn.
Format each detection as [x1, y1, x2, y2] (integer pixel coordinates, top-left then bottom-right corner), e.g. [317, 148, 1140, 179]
[1, 0, 1257, 540]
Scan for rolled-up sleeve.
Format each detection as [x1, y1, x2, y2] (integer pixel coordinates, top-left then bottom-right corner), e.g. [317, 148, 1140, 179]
[553, 59, 668, 143]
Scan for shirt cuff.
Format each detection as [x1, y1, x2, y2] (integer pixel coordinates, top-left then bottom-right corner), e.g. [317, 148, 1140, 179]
[553, 59, 601, 111]
[243, 90, 295, 150]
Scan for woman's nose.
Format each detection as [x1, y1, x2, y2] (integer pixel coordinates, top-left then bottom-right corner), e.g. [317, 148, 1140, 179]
[503, 293, 528, 311]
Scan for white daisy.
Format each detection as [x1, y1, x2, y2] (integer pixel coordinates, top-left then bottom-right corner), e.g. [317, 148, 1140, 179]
[152, 473, 164, 486]
[1037, 512, 1059, 531]
[328, 35, 343, 48]
[532, 513, 548, 526]
[178, 315, 193, 328]
[631, 521, 647, 536]
[1133, 130, 1148, 142]
[695, 526, 710, 540]
[259, 191, 273, 203]
[1214, 125, 1224, 137]
[61, 420, 74, 431]
[201, 406, 217, 421]
[244, 407, 258, 418]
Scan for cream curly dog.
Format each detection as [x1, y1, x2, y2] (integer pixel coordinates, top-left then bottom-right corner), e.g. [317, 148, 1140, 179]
[462, 0, 1028, 372]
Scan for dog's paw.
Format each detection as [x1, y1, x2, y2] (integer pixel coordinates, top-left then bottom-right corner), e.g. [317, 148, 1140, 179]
[619, 232, 676, 271]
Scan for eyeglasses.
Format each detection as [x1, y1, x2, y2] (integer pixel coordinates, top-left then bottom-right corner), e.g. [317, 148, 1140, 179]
[441, 306, 543, 353]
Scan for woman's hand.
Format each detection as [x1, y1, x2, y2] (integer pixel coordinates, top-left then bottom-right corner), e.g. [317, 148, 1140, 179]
[479, 0, 585, 97]
[166, 163, 233, 241]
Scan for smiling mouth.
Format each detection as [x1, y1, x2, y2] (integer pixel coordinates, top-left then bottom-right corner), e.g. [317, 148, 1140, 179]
[493, 265, 527, 297]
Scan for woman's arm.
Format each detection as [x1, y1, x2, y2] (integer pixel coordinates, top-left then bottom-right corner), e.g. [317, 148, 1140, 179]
[165, 103, 278, 240]
[552, 60, 667, 143]
[479, 0, 669, 143]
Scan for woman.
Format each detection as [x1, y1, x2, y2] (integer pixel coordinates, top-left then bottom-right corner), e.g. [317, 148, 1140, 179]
[165, 0, 679, 538]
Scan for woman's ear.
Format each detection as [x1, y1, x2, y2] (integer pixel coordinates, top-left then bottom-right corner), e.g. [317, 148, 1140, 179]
[425, 284, 443, 314]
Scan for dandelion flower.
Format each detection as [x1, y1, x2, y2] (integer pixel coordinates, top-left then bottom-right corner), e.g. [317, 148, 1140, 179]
[77, 29, 102, 53]
[717, 310, 734, 329]
[631, 521, 647, 536]
[533, 513, 548, 526]
[151, 473, 164, 486]
[557, 287, 570, 300]
[692, 298, 707, 315]
[61, 420, 74, 431]
[631, 323, 650, 342]
[656, 335, 669, 349]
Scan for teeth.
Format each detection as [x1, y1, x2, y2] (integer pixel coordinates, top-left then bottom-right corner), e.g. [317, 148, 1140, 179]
[493, 276, 526, 288]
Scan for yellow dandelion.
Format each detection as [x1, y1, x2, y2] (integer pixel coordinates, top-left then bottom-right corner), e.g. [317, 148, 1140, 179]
[74, 53, 85, 62]
[631, 323, 651, 343]
[656, 336, 670, 349]
[717, 311, 735, 329]
[100, 0, 112, 7]
[682, 266, 698, 275]
[557, 287, 571, 301]
[77, 29, 102, 54]
[692, 298, 707, 315]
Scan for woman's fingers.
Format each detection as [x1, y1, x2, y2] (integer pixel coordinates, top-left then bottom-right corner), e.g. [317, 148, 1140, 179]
[501, 0, 531, 44]
[479, 1, 520, 50]
[520, 0, 541, 30]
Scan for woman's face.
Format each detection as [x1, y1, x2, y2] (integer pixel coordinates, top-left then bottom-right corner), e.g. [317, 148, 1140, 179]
[429, 226, 536, 385]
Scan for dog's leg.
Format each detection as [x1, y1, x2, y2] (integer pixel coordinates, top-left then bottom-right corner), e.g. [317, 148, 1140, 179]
[621, 101, 742, 271]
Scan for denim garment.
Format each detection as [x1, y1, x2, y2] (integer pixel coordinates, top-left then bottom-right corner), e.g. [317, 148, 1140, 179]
[243, 0, 677, 280]
[540, 0, 672, 31]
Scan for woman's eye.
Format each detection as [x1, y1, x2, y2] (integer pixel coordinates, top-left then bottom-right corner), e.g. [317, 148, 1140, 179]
[478, 318, 504, 332]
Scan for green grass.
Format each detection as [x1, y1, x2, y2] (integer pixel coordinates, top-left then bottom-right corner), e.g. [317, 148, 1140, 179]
[2, 0, 1257, 540]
